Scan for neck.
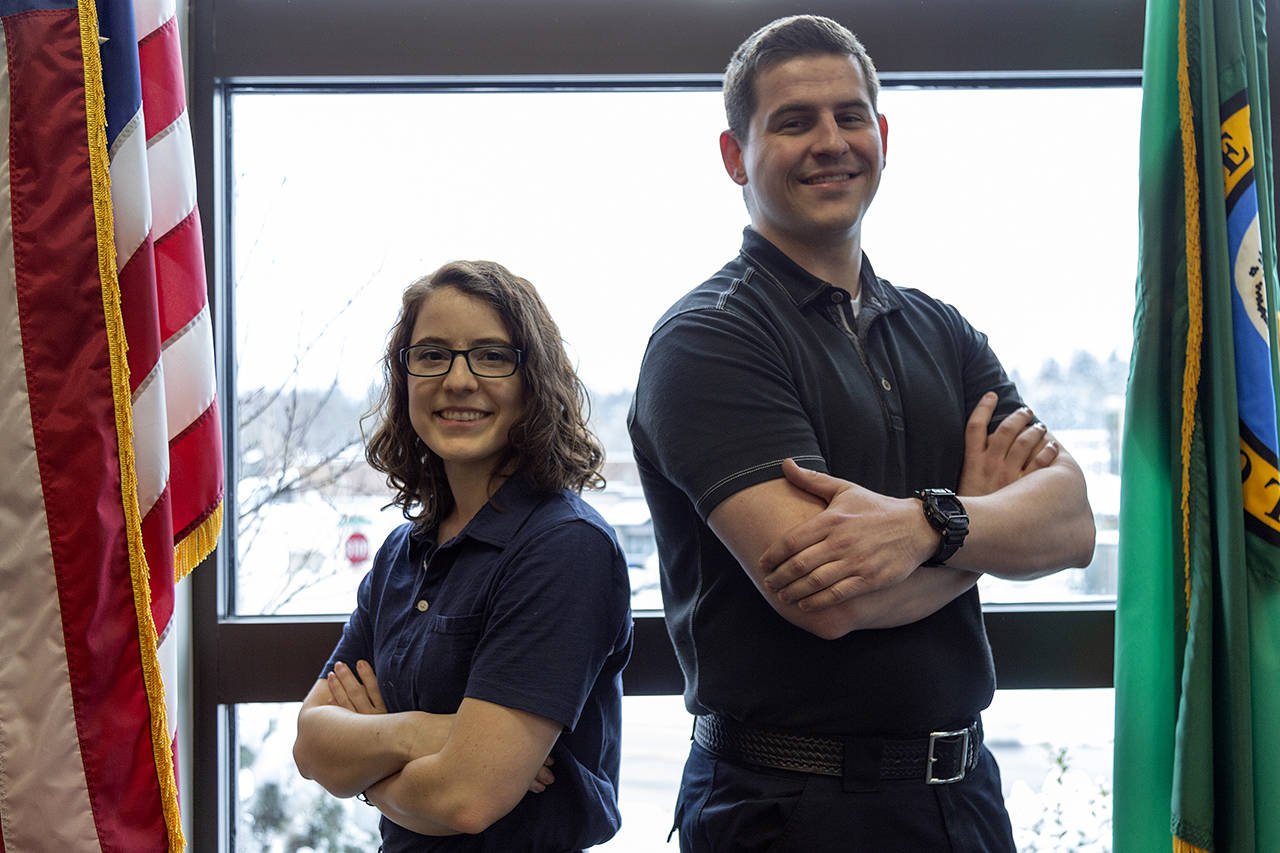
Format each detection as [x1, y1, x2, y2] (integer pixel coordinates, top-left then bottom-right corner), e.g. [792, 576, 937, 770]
[438, 466, 506, 542]
[756, 226, 864, 296]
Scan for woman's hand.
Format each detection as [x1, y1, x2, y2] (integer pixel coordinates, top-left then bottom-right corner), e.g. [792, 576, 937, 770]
[327, 660, 386, 714]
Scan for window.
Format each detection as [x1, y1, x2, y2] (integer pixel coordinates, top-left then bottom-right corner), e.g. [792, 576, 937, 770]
[229, 85, 1135, 617]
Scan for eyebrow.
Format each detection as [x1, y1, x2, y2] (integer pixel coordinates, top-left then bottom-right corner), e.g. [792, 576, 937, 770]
[767, 99, 872, 121]
[409, 335, 513, 347]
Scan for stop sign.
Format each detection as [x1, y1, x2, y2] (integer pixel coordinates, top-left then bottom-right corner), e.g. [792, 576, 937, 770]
[345, 532, 370, 565]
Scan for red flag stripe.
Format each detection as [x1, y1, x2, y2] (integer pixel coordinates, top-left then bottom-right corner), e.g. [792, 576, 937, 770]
[170, 401, 223, 541]
[118, 234, 162, 385]
[137, 15, 183, 141]
[153, 208, 206, 339]
[142, 487, 176, 627]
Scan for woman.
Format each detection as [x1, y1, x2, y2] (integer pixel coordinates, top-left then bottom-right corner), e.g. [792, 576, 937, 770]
[293, 260, 633, 851]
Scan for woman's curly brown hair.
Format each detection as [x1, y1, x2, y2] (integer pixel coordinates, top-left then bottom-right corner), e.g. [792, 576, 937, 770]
[364, 260, 605, 533]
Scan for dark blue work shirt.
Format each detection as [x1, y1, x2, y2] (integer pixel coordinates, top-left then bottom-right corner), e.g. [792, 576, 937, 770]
[629, 228, 1023, 737]
[323, 475, 633, 852]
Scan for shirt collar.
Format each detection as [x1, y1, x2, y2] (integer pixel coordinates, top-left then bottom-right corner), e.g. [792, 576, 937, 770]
[407, 473, 546, 561]
[738, 227, 903, 316]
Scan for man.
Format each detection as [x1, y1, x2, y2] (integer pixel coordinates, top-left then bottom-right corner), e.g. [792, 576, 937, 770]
[627, 14, 1096, 852]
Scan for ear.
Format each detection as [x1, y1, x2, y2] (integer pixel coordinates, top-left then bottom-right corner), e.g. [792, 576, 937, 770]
[878, 112, 889, 162]
[720, 130, 749, 186]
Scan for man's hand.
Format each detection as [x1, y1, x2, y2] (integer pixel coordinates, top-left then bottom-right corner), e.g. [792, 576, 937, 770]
[759, 459, 937, 611]
[959, 392, 1058, 496]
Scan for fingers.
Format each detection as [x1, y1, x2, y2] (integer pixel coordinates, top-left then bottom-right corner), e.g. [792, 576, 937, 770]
[767, 549, 830, 601]
[761, 465, 859, 574]
[1006, 419, 1049, 468]
[529, 756, 556, 793]
[767, 535, 892, 606]
[987, 406, 1037, 458]
[760, 516, 828, 577]
[795, 575, 880, 612]
[780, 458, 844, 501]
[326, 668, 355, 711]
[964, 391, 999, 451]
[761, 521, 835, 588]
[959, 395, 1056, 496]
[355, 660, 387, 714]
[1031, 436, 1060, 470]
[772, 552, 912, 611]
[775, 560, 873, 609]
[329, 661, 376, 714]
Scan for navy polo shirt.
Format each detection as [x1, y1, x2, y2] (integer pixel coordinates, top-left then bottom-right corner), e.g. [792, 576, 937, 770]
[324, 475, 633, 852]
[629, 228, 1025, 737]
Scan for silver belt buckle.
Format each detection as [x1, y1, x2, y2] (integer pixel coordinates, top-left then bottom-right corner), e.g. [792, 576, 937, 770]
[925, 728, 970, 784]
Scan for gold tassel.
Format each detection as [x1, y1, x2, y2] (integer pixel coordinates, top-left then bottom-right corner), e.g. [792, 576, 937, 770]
[1173, 837, 1212, 853]
[1175, 0, 1203, 635]
[174, 500, 223, 581]
[79, 1, 184, 849]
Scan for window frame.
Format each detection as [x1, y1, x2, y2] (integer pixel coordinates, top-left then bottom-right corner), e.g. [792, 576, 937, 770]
[188, 2, 1180, 850]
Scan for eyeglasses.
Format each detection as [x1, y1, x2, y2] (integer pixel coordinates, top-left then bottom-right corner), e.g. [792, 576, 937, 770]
[399, 344, 524, 378]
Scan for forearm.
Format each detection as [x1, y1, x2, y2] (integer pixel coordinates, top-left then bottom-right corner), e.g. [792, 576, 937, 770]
[793, 563, 981, 639]
[293, 705, 449, 798]
[947, 457, 1095, 578]
[363, 699, 560, 836]
[364, 768, 464, 836]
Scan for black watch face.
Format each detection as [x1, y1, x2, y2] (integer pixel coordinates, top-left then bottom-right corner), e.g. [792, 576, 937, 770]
[934, 493, 964, 515]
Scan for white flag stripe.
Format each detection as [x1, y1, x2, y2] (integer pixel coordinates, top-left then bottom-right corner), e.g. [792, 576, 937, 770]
[107, 112, 150, 272]
[145, 111, 195, 241]
[131, 362, 170, 517]
[157, 621, 178, 743]
[0, 33, 99, 848]
[131, 0, 174, 42]
[161, 303, 215, 439]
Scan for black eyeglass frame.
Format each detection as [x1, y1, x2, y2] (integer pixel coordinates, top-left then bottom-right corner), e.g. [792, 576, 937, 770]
[398, 344, 525, 378]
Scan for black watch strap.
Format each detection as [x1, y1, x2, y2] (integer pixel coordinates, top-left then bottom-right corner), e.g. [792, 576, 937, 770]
[915, 488, 969, 565]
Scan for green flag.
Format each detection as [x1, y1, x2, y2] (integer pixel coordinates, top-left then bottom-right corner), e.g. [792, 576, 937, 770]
[1115, 0, 1280, 851]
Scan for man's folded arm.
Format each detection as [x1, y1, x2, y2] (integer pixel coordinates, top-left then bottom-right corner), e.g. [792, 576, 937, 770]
[708, 476, 979, 640]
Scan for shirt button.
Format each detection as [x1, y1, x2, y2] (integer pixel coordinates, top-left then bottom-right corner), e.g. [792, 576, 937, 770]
[416, 599, 429, 612]
[829, 291, 844, 303]
[881, 377, 892, 391]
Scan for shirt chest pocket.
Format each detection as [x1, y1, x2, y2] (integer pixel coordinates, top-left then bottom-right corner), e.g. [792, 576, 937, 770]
[411, 612, 485, 712]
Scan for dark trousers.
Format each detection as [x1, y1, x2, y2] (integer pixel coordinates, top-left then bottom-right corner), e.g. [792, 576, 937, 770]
[673, 742, 1016, 853]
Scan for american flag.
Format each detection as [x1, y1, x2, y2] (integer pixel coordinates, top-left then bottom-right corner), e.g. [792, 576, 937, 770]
[0, 0, 220, 849]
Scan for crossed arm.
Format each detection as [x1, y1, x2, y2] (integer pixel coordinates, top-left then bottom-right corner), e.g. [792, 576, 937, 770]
[707, 393, 1096, 640]
[293, 660, 560, 836]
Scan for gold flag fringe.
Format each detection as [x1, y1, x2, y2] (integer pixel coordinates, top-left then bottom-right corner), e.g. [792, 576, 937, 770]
[174, 500, 222, 582]
[1176, 0, 1204, 635]
[1171, 4, 1212, 853]
[79, 1, 185, 849]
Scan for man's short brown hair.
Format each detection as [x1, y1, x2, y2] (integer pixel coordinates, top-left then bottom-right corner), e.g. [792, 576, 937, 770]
[723, 15, 879, 142]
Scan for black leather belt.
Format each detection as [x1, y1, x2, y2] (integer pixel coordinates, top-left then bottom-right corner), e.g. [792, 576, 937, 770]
[692, 714, 982, 786]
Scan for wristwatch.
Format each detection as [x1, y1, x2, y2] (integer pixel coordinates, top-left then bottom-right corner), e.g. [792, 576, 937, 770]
[914, 488, 969, 565]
